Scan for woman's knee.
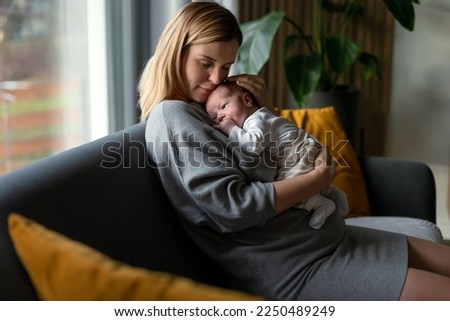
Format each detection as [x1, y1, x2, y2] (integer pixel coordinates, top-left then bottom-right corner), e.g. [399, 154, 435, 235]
[406, 236, 450, 274]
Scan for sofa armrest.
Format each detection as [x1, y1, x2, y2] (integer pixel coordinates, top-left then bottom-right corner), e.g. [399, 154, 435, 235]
[358, 155, 436, 223]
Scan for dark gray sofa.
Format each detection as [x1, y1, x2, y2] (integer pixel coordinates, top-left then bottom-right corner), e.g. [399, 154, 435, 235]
[0, 122, 437, 300]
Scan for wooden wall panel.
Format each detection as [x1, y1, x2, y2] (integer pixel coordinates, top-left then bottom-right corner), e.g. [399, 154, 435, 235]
[238, 0, 395, 156]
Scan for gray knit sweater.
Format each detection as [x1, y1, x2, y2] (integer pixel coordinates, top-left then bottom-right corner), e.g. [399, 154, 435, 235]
[145, 100, 408, 300]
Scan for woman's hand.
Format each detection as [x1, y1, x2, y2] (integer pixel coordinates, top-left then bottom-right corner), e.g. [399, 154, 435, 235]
[272, 147, 336, 214]
[227, 74, 276, 113]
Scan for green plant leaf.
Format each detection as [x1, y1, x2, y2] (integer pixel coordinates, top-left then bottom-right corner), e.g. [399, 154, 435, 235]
[233, 11, 285, 75]
[358, 52, 382, 81]
[285, 34, 312, 53]
[284, 53, 322, 107]
[322, 0, 363, 16]
[383, 0, 416, 31]
[325, 35, 359, 75]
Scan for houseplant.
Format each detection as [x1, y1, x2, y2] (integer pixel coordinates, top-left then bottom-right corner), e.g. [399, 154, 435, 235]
[232, 0, 419, 108]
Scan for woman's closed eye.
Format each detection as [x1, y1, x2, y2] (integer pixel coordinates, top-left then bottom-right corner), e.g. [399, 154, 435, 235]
[200, 61, 231, 74]
[200, 60, 213, 69]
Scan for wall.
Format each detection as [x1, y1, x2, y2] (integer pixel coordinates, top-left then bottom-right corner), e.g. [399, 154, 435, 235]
[386, 0, 450, 239]
[237, 0, 396, 156]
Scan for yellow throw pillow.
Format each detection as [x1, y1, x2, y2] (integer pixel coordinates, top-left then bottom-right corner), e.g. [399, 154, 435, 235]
[8, 213, 262, 301]
[278, 107, 370, 217]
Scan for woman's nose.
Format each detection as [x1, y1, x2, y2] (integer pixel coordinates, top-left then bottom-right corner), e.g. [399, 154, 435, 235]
[209, 68, 222, 85]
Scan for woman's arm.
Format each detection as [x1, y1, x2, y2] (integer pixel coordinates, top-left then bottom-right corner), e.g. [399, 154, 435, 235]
[273, 148, 335, 213]
[147, 100, 278, 233]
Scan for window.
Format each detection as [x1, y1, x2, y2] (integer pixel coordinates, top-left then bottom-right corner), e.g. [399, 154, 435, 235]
[0, 0, 238, 176]
[0, 0, 108, 175]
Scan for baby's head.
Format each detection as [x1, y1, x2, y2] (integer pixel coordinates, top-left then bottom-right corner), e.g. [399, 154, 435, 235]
[206, 80, 258, 127]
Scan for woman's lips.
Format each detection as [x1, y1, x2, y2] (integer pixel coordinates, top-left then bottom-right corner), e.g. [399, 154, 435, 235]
[199, 86, 214, 95]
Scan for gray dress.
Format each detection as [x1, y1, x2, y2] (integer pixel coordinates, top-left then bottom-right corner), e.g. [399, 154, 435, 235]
[145, 100, 408, 300]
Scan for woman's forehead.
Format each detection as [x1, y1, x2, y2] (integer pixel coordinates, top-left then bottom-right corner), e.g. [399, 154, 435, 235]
[189, 41, 239, 63]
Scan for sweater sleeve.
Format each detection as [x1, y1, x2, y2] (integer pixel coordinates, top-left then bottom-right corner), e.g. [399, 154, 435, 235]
[146, 100, 277, 233]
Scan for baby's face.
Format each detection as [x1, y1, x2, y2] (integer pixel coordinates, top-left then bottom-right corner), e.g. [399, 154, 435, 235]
[206, 86, 249, 127]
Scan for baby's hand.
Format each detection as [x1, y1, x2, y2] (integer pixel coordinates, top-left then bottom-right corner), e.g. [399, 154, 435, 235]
[214, 117, 236, 135]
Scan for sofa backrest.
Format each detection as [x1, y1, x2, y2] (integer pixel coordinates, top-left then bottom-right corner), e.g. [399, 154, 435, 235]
[0, 123, 226, 300]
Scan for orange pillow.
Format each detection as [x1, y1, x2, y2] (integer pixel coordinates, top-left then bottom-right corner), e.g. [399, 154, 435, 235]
[8, 213, 262, 300]
[278, 107, 370, 217]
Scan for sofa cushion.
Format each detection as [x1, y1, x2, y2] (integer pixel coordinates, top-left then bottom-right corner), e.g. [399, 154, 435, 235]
[8, 213, 261, 301]
[278, 107, 370, 217]
[0, 123, 228, 300]
[346, 216, 443, 243]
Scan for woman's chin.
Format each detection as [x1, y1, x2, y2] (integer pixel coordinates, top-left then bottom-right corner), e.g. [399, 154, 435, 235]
[192, 91, 209, 104]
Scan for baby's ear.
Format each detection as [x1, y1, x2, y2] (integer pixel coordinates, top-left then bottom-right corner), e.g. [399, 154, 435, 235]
[243, 92, 254, 107]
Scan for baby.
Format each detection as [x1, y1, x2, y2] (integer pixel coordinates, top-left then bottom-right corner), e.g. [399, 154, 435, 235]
[206, 81, 348, 229]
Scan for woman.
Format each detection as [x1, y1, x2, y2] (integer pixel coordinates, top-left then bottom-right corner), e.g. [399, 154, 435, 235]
[139, 2, 450, 300]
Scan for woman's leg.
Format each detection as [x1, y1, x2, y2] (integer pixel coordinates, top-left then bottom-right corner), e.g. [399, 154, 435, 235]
[399, 236, 450, 300]
[407, 236, 450, 277]
[400, 268, 450, 300]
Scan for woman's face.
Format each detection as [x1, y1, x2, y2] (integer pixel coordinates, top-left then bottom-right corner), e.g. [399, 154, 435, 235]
[183, 40, 239, 103]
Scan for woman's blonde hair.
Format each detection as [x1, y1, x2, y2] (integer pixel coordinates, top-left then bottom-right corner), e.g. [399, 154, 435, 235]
[138, 2, 242, 121]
